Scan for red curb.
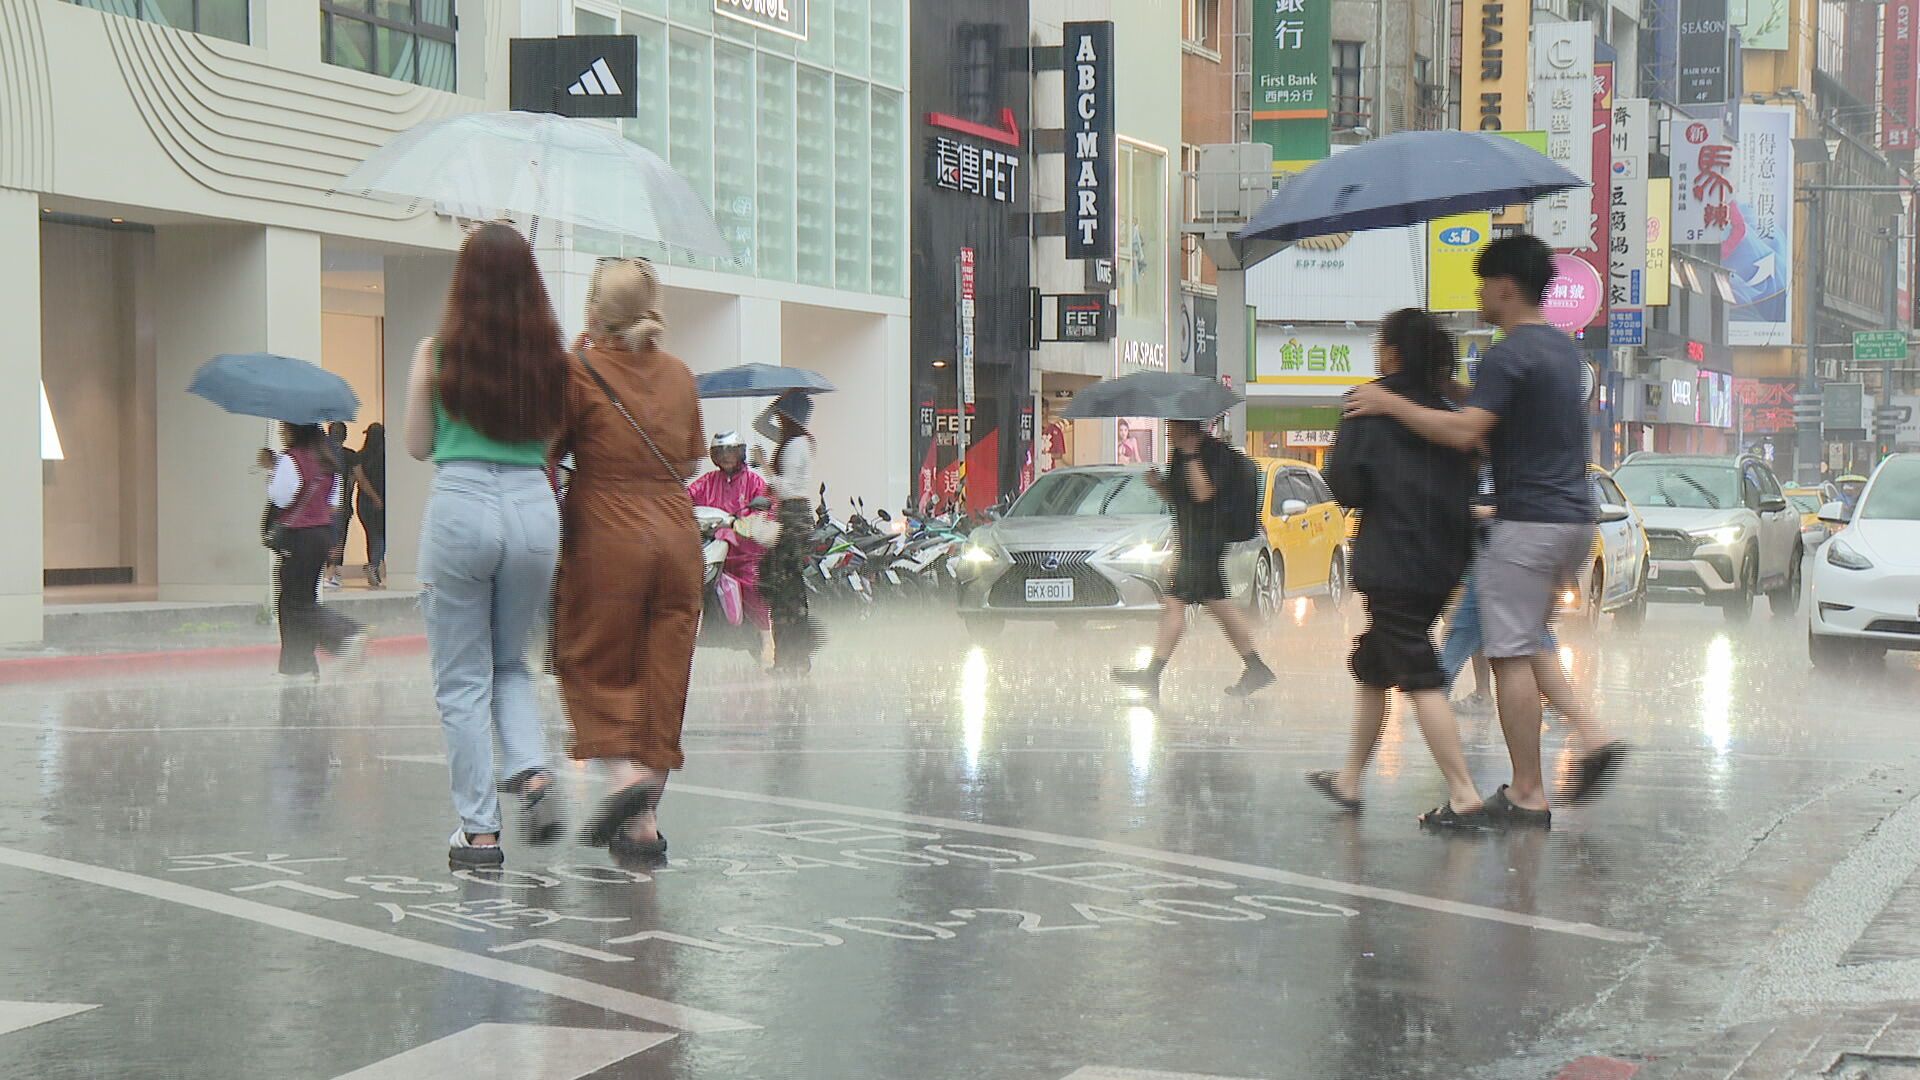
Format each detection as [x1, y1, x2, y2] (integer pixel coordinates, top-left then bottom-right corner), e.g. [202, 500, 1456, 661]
[0, 634, 428, 686]
[1555, 1058, 1640, 1080]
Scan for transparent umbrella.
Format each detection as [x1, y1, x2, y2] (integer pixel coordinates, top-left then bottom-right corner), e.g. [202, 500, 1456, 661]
[335, 111, 732, 258]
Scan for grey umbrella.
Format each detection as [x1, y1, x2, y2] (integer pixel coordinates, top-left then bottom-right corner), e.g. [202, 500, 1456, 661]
[1061, 371, 1243, 422]
[1238, 130, 1585, 245]
[188, 353, 359, 426]
[696, 363, 836, 399]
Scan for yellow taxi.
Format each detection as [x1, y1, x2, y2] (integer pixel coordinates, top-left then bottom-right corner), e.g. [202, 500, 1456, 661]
[1784, 484, 1843, 544]
[1251, 457, 1353, 618]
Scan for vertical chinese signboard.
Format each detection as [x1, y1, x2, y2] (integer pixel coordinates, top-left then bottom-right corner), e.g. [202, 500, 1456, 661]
[1580, 62, 1615, 334]
[1531, 21, 1594, 250]
[1464, 0, 1530, 131]
[1678, 0, 1730, 106]
[1063, 21, 1115, 260]
[1670, 115, 1736, 244]
[1725, 104, 1794, 346]
[1884, 0, 1918, 150]
[1251, 0, 1332, 173]
[1647, 176, 1673, 307]
[1610, 98, 1650, 346]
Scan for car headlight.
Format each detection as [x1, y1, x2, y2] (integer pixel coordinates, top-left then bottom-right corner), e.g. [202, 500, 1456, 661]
[1826, 539, 1873, 571]
[961, 544, 998, 565]
[1688, 525, 1745, 547]
[1120, 541, 1173, 563]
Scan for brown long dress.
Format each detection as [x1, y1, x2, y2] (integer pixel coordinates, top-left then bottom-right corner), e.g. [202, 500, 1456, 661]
[554, 343, 705, 769]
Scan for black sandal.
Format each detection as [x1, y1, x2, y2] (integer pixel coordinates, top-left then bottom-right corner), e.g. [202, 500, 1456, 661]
[1484, 785, 1552, 829]
[584, 782, 661, 848]
[1559, 741, 1629, 805]
[1306, 770, 1362, 813]
[1418, 803, 1490, 830]
[499, 769, 564, 847]
[610, 831, 669, 867]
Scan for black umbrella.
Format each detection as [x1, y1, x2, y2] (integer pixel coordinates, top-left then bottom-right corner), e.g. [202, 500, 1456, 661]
[1238, 130, 1585, 245]
[696, 362, 836, 399]
[1061, 371, 1243, 421]
[188, 353, 359, 425]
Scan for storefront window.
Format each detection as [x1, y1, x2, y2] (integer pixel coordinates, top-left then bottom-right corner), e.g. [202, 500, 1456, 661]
[320, 2, 456, 91]
[1116, 140, 1168, 332]
[70, 0, 249, 43]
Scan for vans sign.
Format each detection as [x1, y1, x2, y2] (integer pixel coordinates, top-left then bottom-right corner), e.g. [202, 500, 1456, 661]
[1063, 21, 1115, 261]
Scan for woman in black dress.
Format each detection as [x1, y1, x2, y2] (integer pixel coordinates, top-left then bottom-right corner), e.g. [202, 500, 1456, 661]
[353, 423, 387, 589]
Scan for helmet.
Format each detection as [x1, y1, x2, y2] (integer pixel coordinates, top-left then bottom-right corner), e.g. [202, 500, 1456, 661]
[711, 430, 746, 453]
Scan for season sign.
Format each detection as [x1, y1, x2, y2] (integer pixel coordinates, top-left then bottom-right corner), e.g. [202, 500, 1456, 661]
[1063, 21, 1115, 260]
[928, 137, 1020, 204]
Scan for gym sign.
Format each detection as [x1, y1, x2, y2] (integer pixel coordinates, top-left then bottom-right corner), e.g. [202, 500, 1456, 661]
[714, 0, 808, 40]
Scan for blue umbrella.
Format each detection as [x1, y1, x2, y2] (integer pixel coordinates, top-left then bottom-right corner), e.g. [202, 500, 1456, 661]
[188, 353, 359, 426]
[696, 362, 835, 399]
[1238, 131, 1586, 245]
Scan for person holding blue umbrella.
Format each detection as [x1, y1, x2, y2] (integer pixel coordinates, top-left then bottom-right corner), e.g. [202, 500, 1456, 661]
[265, 423, 366, 677]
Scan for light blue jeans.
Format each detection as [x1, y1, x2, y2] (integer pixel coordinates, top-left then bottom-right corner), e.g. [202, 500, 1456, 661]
[1440, 568, 1558, 695]
[420, 463, 560, 836]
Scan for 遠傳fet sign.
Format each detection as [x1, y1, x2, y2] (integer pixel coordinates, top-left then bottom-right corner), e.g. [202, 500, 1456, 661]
[1063, 21, 1115, 261]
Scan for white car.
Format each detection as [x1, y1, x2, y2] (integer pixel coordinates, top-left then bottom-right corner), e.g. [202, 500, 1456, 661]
[1809, 454, 1920, 668]
[1612, 454, 1803, 621]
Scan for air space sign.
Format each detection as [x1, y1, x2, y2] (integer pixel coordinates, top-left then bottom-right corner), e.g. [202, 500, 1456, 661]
[1064, 21, 1116, 261]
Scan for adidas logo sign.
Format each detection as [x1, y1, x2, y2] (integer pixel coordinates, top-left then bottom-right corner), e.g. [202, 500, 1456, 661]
[567, 58, 623, 97]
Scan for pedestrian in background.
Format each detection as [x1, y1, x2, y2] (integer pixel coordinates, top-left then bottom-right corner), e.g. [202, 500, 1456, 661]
[323, 421, 354, 589]
[1111, 418, 1273, 699]
[1345, 234, 1625, 825]
[353, 423, 387, 589]
[759, 391, 821, 675]
[267, 423, 365, 678]
[1309, 308, 1483, 826]
[405, 221, 569, 868]
[552, 257, 704, 865]
[689, 430, 775, 665]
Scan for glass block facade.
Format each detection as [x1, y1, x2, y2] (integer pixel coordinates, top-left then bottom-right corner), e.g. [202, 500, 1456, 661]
[578, 1, 908, 297]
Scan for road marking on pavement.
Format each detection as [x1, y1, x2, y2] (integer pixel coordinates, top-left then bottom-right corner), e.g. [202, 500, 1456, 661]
[0, 846, 755, 1033]
[1063, 1069, 1266, 1079]
[0, 1001, 98, 1037]
[331, 1023, 673, 1079]
[665, 782, 1649, 945]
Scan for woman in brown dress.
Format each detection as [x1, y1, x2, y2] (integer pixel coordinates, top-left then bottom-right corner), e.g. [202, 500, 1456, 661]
[553, 258, 704, 865]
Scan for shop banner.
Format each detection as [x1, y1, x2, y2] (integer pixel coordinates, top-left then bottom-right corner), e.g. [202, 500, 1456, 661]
[1428, 212, 1492, 312]
[1464, 0, 1530, 132]
[1578, 62, 1615, 333]
[1253, 323, 1378, 395]
[1670, 115, 1736, 245]
[1678, 0, 1730, 106]
[1543, 253, 1605, 332]
[1724, 104, 1793, 347]
[1063, 21, 1116, 260]
[1736, 0, 1789, 50]
[1531, 22, 1595, 249]
[1647, 176, 1673, 306]
[714, 0, 808, 39]
[1609, 98, 1650, 345]
[1885, 0, 1919, 150]
[1250, 0, 1332, 172]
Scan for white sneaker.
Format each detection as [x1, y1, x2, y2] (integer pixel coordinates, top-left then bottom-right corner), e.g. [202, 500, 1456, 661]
[447, 828, 504, 868]
[323, 576, 342, 589]
[336, 631, 368, 672]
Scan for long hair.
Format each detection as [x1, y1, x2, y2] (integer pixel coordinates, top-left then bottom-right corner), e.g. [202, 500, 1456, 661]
[435, 222, 568, 444]
[1379, 308, 1462, 401]
[585, 258, 666, 352]
[358, 422, 385, 479]
[281, 423, 335, 483]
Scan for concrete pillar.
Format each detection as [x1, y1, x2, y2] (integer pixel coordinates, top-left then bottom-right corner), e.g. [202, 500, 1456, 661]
[0, 191, 44, 642]
[381, 252, 457, 592]
[154, 226, 322, 602]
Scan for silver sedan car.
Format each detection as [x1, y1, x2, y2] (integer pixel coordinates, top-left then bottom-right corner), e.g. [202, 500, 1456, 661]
[953, 465, 1262, 636]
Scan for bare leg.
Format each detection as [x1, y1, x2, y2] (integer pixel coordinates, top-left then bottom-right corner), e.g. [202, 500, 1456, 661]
[1150, 597, 1187, 665]
[1202, 597, 1258, 657]
[1491, 655, 1548, 810]
[1471, 653, 1492, 697]
[1406, 689, 1484, 811]
[1334, 684, 1390, 802]
[1532, 652, 1611, 753]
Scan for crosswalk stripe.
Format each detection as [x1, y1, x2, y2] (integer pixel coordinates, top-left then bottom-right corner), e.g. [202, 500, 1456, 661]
[1062, 1069, 1266, 1080]
[332, 1023, 672, 1079]
[0, 1001, 98, 1038]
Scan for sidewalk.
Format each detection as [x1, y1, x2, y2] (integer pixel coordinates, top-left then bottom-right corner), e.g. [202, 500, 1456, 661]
[0, 590, 426, 683]
[1554, 1006, 1920, 1080]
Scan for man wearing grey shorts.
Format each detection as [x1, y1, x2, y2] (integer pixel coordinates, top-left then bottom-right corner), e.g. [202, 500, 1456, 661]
[1347, 234, 1626, 826]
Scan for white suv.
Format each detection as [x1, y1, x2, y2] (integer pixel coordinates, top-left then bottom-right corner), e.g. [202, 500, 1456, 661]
[1612, 454, 1803, 621]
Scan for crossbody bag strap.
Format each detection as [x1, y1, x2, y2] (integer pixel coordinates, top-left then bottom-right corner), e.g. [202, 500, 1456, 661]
[576, 352, 683, 482]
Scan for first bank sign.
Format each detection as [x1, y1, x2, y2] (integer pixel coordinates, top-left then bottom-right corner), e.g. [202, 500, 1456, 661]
[714, 0, 808, 39]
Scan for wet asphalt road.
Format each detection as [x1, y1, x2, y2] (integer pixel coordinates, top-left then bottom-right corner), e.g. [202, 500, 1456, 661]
[0, 583, 1917, 1080]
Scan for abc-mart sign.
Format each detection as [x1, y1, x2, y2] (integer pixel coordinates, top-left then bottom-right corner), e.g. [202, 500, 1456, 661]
[714, 0, 808, 39]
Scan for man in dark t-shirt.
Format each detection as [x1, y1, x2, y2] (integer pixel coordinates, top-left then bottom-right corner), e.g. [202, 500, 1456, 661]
[1345, 234, 1625, 824]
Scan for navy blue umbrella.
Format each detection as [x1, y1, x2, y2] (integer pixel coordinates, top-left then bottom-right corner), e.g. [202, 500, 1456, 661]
[696, 362, 835, 399]
[188, 353, 359, 426]
[1238, 130, 1586, 245]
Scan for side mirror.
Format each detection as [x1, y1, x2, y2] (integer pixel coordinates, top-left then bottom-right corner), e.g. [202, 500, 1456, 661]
[1280, 499, 1308, 516]
[1818, 500, 1852, 525]
[1760, 496, 1789, 513]
[1598, 503, 1631, 524]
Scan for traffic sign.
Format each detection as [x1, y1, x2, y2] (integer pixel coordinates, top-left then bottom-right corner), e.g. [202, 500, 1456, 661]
[1853, 331, 1909, 362]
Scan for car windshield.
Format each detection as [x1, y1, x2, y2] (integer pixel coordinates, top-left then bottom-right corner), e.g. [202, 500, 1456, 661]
[1007, 471, 1167, 518]
[1859, 459, 1920, 521]
[1614, 463, 1740, 510]
[1786, 493, 1823, 514]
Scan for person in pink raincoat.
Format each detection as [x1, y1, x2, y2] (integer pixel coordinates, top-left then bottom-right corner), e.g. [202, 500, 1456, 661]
[688, 431, 774, 663]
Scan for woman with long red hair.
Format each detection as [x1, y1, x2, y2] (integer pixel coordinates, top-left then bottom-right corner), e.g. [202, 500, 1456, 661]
[405, 222, 570, 868]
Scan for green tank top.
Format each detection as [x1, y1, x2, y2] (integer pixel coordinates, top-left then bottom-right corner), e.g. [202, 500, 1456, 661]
[429, 348, 550, 467]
